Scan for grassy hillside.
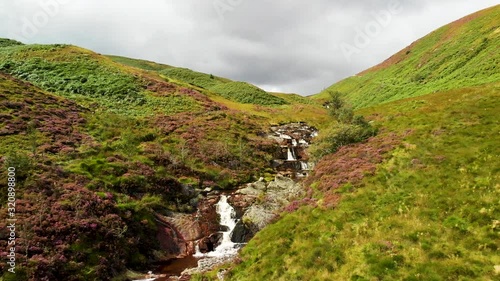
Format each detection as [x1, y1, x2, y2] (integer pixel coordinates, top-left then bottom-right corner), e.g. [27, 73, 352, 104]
[0, 38, 329, 280]
[0, 44, 211, 117]
[107, 55, 173, 72]
[221, 83, 500, 281]
[313, 5, 500, 109]
[0, 38, 23, 48]
[109, 55, 288, 107]
[194, 6, 500, 281]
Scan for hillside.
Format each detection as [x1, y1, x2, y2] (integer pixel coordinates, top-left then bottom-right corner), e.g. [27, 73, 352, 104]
[108, 55, 289, 106]
[222, 83, 500, 280]
[0, 5, 498, 281]
[312, 5, 500, 109]
[194, 6, 500, 281]
[0, 40, 327, 280]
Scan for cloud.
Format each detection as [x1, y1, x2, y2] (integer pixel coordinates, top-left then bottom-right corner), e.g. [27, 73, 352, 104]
[0, 0, 498, 95]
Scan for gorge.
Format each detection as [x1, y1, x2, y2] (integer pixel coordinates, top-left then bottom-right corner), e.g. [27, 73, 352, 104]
[133, 123, 318, 281]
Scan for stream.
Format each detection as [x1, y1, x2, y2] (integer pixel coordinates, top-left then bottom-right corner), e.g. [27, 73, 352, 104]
[133, 123, 317, 281]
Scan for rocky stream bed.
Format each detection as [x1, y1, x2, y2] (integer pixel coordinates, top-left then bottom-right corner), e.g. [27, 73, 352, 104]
[133, 123, 317, 281]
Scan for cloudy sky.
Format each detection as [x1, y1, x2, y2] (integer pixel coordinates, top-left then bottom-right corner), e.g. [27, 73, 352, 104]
[0, 0, 498, 95]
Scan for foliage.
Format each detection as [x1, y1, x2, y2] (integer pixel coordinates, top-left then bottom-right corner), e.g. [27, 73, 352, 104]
[311, 91, 377, 159]
[209, 81, 288, 106]
[161, 67, 225, 89]
[0, 44, 200, 116]
[107, 55, 172, 72]
[0, 38, 23, 48]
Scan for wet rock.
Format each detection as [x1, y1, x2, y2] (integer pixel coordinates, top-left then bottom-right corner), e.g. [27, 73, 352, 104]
[164, 213, 203, 242]
[154, 196, 221, 259]
[198, 232, 223, 253]
[228, 194, 256, 218]
[156, 224, 183, 260]
[236, 185, 264, 197]
[267, 122, 317, 177]
[230, 220, 251, 243]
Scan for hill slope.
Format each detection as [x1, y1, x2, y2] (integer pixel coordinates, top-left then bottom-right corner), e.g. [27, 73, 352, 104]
[224, 83, 499, 281]
[0, 40, 327, 280]
[196, 6, 500, 281]
[312, 5, 500, 109]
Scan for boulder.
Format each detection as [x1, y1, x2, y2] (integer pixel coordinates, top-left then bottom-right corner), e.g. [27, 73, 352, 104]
[230, 220, 252, 243]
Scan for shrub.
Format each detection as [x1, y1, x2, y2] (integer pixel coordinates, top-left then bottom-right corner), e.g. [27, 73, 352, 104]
[312, 91, 377, 158]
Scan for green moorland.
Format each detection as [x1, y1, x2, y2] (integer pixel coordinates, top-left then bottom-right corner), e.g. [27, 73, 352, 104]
[0, 38, 328, 280]
[312, 5, 500, 109]
[109, 54, 326, 123]
[0, 5, 498, 281]
[110, 55, 290, 106]
[218, 83, 500, 281]
[107, 55, 174, 72]
[0, 44, 204, 117]
[195, 6, 500, 281]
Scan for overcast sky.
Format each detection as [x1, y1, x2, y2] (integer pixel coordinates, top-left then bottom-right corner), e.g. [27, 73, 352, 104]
[0, 0, 498, 95]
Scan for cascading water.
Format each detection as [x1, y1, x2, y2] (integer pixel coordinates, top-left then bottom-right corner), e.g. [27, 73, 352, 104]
[287, 147, 296, 161]
[195, 195, 241, 258]
[300, 162, 309, 171]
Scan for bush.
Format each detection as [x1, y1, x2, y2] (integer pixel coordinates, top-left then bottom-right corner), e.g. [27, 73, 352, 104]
[312, 123, 377, 158]
[312, 91, 377, 158]
[0, 38, 24, 48]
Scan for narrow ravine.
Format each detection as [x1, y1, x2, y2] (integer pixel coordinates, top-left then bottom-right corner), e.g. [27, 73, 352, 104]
[133, 122, 317, 281]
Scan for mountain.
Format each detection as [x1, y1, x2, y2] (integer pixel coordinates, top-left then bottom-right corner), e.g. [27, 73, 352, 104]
[312, 5, 500, 109]
[217, 6, 500, 281]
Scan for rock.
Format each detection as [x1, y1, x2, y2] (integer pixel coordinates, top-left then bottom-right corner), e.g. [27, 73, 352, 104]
[234, 175, 305, 234]
[165, 213, 203, 242]
[236, 185, 264, 196]
[268, 175, 295, 190]
[251, 180, 267, 191]
[198, 232, 223, 253]
[242, 205, 276, 232]
[230, 220, 251, 243]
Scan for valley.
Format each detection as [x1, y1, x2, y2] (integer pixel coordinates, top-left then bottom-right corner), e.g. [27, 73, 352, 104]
[0, 4, 499, 281]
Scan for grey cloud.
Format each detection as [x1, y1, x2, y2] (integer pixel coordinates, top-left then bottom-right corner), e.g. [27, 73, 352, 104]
[0, 0, 498, 95]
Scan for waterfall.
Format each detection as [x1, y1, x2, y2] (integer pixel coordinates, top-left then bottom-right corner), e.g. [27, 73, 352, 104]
[287, 147, 296, 161]
[204, 195, 240, 257]
[193, 244, 203, 258]
[300, 162, 309, 170]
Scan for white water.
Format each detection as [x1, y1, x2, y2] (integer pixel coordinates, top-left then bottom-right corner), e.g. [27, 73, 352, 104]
[193, 244, 203, 257]
[300, 161, 309, 170]
[287, 147, 296, 161]
[196, 195, 240, 258]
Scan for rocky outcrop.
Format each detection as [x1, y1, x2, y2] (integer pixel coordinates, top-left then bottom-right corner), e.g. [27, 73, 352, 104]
[152, 123, 317, 278]
[155, 195, 221, 259]
[229, 175, 304, 242]
[267, 122, 317, 178]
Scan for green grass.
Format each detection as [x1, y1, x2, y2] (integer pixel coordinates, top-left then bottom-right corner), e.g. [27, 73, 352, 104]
[312, 5, 500, 109]
[0, 44, 200, 116]
[160, 67, 229, 89]
[209, 81, 288, 106]
[225, 84, 500, 280]
[107, 55, 173, 72]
